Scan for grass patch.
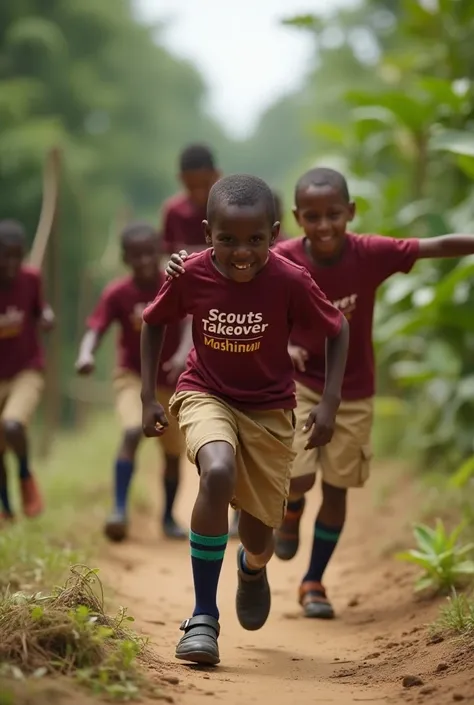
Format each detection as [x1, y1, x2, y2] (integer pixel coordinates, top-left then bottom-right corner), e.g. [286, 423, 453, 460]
[0, 412, 155, 592]
[432, 591, 474, 640]
[0, 565, 166, 702]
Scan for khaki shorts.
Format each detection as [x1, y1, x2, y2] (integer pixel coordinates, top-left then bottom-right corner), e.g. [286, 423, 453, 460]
[0, 370, 45, 451]
[169, 391, 296, 528]
[113, 370, 184, 458]
[292, 381, 374, 489]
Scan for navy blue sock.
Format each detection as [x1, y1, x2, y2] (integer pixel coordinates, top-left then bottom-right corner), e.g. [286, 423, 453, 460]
[18, 456, 31, 481]
[190, 530, 228, 620]
[114, 458, 134, 515]
[163, 476, 179, 522]
[286, 497, 305, 513]
[303, 520, 343, 584]
[0, 457, 12, 515]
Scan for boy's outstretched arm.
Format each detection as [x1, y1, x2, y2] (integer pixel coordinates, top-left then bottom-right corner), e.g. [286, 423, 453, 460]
[418, 234, 474, 259]
[75, 329, 101, 375]
[140, 322, 169, 436]
[304, 317, 349, 449]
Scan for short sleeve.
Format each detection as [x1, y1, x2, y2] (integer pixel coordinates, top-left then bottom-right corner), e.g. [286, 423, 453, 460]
[86, 286, 118, 334]
[290, 269, 343, 339]
[366, 235, 420, 286]
[142, 277, 187, 326]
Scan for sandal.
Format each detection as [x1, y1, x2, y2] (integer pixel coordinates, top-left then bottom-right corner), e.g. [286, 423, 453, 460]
[274, 497, 306, 561]
[175, 614, 220, 665]
[299, 580, 335, 619]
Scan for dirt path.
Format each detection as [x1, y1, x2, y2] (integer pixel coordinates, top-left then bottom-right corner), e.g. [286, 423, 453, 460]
[101, 461, 474, 705]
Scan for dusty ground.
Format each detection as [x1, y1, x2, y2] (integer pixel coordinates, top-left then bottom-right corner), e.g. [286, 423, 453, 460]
[2, 459, 473, 705]
[99, 460, 474, 705]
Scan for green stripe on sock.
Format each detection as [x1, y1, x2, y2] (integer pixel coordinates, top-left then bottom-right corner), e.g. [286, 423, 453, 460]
[189, 530, 228, 546]
[190, 547, 226, 561]
[314, 526, 341, 542]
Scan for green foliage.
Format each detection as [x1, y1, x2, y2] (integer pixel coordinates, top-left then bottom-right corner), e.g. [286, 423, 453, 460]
[0, 0, 237, 426]
[433, 591, 474, 638]
[396, 520, 474, 594]
[272, 0, 474, 474]
[0, 566, 162, 701]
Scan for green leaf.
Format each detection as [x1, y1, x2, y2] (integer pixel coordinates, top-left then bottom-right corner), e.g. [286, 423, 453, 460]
[310, 122, 347, 145]
[429, 129, 474, 158]
[451, 561, 474, 574]
[396, 550, 431, 568]
[414, 575, 435, 592]
[413, 524, 437, 554]
[450, 455, 474, 488]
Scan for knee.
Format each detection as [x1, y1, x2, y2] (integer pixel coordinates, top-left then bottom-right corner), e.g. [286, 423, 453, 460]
[121, 427, 142, 455]
[321, 481, 347, 511]
[200, 459, 235, 502]
[290, 472, 316, 497]
[2, 420, 25, 447]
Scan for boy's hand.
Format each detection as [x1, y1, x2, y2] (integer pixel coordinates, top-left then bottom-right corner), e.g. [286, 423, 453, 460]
[40, 306, 55, 332]
[165, 250, 189, 279]
[75, 353, 95, 375]
[162, 353, 187, 385]
[142, 400, 169, 437]
[302, 400, 338, 449]
[288, 344, 309, 373]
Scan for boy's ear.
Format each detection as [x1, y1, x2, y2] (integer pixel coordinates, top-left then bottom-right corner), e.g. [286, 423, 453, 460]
[203, 220, 212, 245]
[348, 201, 356, 221]
[270, 221, 280, 244]
[292, 207, 301, 226]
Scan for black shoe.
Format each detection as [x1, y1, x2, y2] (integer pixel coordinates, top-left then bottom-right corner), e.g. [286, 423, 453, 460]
[175, 615, 220, 665]
[235, 545, 271, 631]
[104, 511, 128, 542]
[162, 516, 187, 539]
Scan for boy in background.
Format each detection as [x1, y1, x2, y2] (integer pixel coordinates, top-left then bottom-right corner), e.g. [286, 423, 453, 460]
[75, 222, 192, 542]
[141, 174, 348, 665]
[0, 219, 54, 521]
[161, 144, 221, 255]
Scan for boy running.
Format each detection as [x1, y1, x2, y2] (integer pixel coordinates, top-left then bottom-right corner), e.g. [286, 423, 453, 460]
[0, 220, 54, 521]
[140, 174, 349, 666]
[75, 223, 192, 542]
[164, 166, 474, 621]
[161, 144, 221, 255]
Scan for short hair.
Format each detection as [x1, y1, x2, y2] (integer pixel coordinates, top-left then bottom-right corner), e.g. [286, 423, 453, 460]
[120, 221, 157, 249]
[207, 174, 276, 226]
[179, 144, 216, 172]
[0, 219, 26, 247]
[295, 167, 350, 204]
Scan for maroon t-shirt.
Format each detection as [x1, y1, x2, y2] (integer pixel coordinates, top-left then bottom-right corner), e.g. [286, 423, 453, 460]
[161, 193, 207, 254]
[143, 249, 343, 411]
[275, 233, 420, 399]
[87, 274, 183, 387]
[0, 266, 44, 380]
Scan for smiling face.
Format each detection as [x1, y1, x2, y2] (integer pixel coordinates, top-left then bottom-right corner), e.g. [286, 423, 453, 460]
[294, 184, 355, 261]
[205, 203, 279, 283]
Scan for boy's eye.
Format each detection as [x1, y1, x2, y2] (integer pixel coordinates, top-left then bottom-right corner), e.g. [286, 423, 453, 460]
[250, 235, 264, 244]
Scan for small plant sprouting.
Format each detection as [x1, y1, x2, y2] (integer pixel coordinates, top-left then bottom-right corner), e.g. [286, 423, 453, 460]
[396, 520, 474, 594]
